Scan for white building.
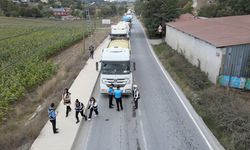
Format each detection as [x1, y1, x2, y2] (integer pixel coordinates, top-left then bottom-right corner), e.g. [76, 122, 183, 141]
[165, 15, 250, 85]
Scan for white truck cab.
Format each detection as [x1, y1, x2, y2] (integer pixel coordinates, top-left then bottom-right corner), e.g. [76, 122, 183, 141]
[110, 21, 130, 40]
[96, 47, 135, 94]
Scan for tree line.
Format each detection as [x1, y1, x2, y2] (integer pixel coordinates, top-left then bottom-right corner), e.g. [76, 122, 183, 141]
[198, 0, 250, 17]
[97, 2, 127, 18]
[0, 0, 127, 18]
[0, 0, 54, 17]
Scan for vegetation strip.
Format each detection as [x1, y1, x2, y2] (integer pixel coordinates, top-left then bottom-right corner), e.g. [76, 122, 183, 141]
[0, 17, 88, 121]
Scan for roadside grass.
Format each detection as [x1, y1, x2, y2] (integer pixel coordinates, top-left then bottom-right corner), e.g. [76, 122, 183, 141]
[153, 43, 250, 150]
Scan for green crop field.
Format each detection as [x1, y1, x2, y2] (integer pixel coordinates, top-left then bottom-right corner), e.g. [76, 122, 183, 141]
[0, 17, 87, 120]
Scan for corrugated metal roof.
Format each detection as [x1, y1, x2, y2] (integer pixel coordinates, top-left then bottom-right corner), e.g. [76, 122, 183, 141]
[167, 15, 250, 48]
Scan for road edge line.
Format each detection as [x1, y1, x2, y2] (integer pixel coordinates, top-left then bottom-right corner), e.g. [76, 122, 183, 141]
[136, 18, 219, 150]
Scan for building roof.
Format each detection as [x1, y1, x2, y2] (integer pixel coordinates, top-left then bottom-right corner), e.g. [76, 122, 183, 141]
[167, 15, 250, 48]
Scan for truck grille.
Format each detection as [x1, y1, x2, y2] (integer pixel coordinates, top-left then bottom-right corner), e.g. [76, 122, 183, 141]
[103, 78, 127, 87]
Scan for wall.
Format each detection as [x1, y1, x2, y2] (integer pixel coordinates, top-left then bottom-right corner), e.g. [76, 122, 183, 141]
[222, 44, 250, 77]
[165, 26, 224, 83]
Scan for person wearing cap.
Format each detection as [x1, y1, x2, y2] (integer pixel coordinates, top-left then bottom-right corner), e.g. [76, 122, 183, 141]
[133, 84, 140, 109]
[108, 84, 114, 108]
[114, 85, 123, 111]
[75, 99, 87, 124]
[62, 88, 72, 117]
[48, 103, 59, 134]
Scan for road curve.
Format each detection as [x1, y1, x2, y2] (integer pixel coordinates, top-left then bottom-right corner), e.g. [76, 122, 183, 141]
[72, 17, 223, 150]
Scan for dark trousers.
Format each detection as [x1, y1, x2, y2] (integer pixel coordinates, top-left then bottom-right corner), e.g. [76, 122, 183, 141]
[90, 51, 94, 59]
[88, 108, 98, 119]
[116, 98, 123, 111]
[109, 95, 113, 107]
[76, 111, 87, 121]
[50, 119, 56, 133]
[134, 98, 138, 109]
[66, 105, 71, 117]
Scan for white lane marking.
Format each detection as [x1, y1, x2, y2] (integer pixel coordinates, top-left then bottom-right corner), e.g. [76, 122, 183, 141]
[138, 109, 142, 117]
[139, 111, 149, 150]
[136, 18, 214, 150]
[83, 120, 93, 150]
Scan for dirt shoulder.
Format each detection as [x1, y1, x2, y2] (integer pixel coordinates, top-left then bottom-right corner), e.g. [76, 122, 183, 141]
[153, 43, 250, 150]
[0, 28, 110, 150]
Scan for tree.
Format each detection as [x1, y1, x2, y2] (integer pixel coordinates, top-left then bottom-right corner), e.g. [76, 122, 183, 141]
[134, 0, 143, 16]
[0, 0, 9, 13]
[110, 4, 117, 15]
[198, 4, 218, 17]
[97, 4, 118, 18]
[136, 0, 180, 38]
[117, 5, 126, 15]
[181, 1, 193, 14]
[198, 0, 250, 17]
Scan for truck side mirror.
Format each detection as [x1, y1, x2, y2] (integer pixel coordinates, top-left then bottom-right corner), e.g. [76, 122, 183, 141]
[133, 62, 136, 71]
[96, 62, 99, 71]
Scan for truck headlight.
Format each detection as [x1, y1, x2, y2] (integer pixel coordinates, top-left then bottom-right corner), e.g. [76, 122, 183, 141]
[126, 78, 130, 84]
[102, 79, 106, 84]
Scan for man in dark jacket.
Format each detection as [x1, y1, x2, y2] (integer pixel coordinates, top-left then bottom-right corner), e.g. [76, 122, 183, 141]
[75, 99, 87, 124]
[48, 103, 58, 134]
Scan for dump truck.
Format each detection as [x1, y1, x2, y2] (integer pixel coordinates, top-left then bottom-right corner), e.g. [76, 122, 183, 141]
[96, 39, 135, 95]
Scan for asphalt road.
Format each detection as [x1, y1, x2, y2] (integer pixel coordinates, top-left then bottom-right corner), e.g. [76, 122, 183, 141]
[73, 18, 221, 150]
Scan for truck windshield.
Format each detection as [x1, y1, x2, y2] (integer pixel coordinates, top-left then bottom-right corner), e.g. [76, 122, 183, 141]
[101, 61, 130, 75]
[111, 34, 127, 38]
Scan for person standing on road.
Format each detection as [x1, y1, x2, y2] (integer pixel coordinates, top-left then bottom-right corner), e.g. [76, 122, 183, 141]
[108, 84, 114, 108]
[62, 88, 72, 117]
[48, 103, 58, 134]
[114, 85, 123, 111]
[75, 99, 87, 124]
[89, 45, 94, 59]
[87, 97, 99, 120]
[132, 84, 140, 109]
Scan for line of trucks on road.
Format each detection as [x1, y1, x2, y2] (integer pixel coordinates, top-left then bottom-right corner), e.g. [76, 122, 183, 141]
[96, 10, 134, 95]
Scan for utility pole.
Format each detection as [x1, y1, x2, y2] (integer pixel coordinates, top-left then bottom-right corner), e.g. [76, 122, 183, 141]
[83, 2, 95, 52]
[82, 0, 85, 52]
